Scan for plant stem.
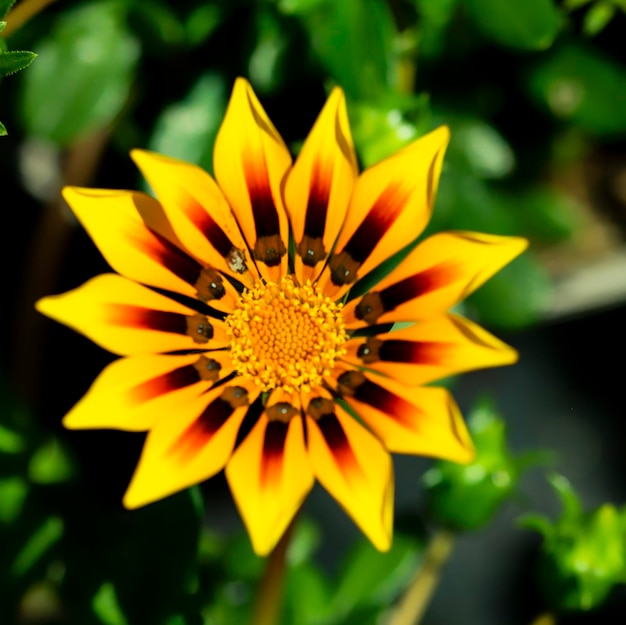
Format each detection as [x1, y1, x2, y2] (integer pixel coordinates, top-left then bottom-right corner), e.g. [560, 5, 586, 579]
[250, 522, 295, 625]
[386, 529, 455, 625]
[3, 0, 57, 36]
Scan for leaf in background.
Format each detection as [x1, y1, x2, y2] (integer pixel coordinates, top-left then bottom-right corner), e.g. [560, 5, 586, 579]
[286, 0, 397, 99]
[147, 73, 228, 175]
[283, 563, 333, 625]
[467, 252, 551, 328]
[527, 44, 626, 136]
[21, 1, 139, 145]
[348, 94, 431, 167]
[414, 0, 460, 59]
[330, 533, 423, 619]
[28, 438, 75, 484]
[11, 516, 64, 577]
[0, 0, 15, 19]
[0, 50, 36, 76]
[0, 477, 28, 524]
[583, 2, 616, 36]
[464, 0, 562, 50]
[92, 582, 130, 625]
[184, 3, 223, 47]
[0, 120, 6, 136]
[248, 9, 288, 94]
[127, 0, 185, 51]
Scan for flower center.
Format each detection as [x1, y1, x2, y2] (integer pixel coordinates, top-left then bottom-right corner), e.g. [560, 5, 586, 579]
[225, 276, 348, 393]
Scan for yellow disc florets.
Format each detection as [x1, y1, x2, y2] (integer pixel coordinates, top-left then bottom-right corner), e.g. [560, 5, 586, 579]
[225, 276, 348, 393]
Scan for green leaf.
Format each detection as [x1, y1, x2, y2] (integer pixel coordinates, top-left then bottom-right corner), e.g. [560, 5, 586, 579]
[331, 533, 423, 617]
[548, 473, 583, 522]
[1, 120, 8, 135]
[0, 0, 15, 20]
[292, 0, 397, 99]
[0, 50, 37, 77]
[464, 0, 562, 50]
[21, 1, 139, 144]
[93, 583, 130, 625]
[147, 73, 228, 176]
[527, 44, 626, 136]
[184, 3, 223, 47]
[284, 563, 332, 625]
[0, 20, 6, 33]
[0, 477, 28, 524]
[28, 438, 75, 484]
[583, 2, 616, 36]
[467, 253, 551, 329]
[0, 424, 25, 453]
[11, 516, 64, 577]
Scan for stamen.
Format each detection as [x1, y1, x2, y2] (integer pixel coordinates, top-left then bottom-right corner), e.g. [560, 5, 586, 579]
[225, 276, 347, 393]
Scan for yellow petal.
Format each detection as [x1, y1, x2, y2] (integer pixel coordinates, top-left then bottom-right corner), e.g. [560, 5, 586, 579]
[63, 352, 234, 431]
[342, 313, 518, 386]
[36, 274, 227, 356]
[62, 187, 210, 299]
[329, 366, 474, 463]
[123, 380, 259, 508]
[317, 126, 450, 299]
[130, 150, 255, 282]
[214, 78, 292, 282]
[284, 87, 357, 283]
[226, 391, 314, 555]
[343, 231, 528, 328]
[305, 392, 393, 551]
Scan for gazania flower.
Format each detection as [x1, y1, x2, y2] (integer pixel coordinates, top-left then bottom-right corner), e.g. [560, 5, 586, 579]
[37, 78, 526, 555]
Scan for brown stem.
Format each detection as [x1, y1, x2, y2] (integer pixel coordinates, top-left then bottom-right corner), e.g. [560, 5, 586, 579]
[250, 522, 295, 625]
[3, 0, 58, 37]
[386, 529, 455, 625]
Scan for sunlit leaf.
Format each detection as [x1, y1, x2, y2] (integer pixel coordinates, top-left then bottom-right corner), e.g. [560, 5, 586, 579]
[0, 120, 6, 136]
[21, 1, 139, 144]
[583, 2, 616, 36]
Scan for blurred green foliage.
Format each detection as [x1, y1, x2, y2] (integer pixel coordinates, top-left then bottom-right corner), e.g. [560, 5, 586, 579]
[424, 399, 549, 531]
[521, 474, 626, 612]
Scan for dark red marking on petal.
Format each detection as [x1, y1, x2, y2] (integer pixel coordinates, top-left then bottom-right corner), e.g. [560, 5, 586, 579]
[303, 162, 330, 240]
[107, 305, 188, 335]
[132, 228, 203, 286]
[342, 182, 408, 264]
[379, 263, 458, 312]
[129, 365, 201, 405]
[377, 339, 453, 365]
[350, 379, 417, 430]
[316, 412, 359, 474]
[170, 386, 249, 458]
[260, 419, 288, 489]
[183, 198, 235, 259]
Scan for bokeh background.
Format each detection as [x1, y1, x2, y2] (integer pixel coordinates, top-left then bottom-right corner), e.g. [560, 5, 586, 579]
[1, 0, 626, 623]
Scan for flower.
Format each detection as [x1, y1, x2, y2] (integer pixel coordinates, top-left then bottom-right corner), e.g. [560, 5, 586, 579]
[36, 78, 527, 555]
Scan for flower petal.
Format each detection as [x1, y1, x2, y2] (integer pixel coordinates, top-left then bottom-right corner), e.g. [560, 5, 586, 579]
[123, 380, 259, 508]
[330, 367, 474, 463]
[36, 274, 228, 356]
[342, 313, 518, 386]
[343, 231, 528, 328]
[63, 187, 235, 307]
[130, 150, 255, 282]
[304, 390, 393, 551]
[63, 352, 234, 432]
[226, 391, 314, 555]
[214, 78, 292, 282]
[317, 126, 450, 299]
[284, 87, 357, 283]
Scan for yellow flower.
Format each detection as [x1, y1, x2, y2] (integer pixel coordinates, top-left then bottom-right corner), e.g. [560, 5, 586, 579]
[36, 78, 527, 555]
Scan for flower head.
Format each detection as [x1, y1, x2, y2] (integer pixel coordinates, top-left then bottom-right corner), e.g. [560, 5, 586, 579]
[37, 78, 527, 555]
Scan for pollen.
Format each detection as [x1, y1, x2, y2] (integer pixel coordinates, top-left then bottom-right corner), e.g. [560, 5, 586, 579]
[225, 276, 348, 393]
